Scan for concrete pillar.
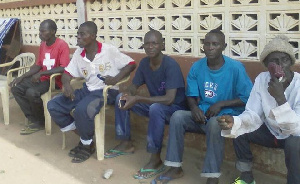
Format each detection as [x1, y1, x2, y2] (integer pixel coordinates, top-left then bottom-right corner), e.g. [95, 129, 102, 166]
[76, 0, 86, 26]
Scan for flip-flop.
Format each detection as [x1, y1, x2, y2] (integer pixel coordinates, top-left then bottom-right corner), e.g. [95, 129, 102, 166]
[133, 166, 166, 179]
[104, 149, 134, 159]
[151, 175, 173, 184]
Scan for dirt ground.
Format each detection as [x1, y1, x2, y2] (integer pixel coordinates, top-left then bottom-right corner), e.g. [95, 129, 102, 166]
[0, 99, 286, 184]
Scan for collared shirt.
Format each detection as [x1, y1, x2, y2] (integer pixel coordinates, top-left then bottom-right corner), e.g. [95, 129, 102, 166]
[65, 42, 134, 91]
[222, 72, 300, 139]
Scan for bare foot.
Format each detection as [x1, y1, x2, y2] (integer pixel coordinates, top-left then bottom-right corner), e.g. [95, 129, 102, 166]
[152, 167, 184, 184]
[134, 153, 164, 179]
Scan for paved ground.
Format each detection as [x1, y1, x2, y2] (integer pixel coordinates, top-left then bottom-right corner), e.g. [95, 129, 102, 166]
[0, 98, 286, 184]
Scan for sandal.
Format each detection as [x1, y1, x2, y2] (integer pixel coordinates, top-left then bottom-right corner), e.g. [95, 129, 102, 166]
[68, 142, 83, 157]
[71, 142, 95, 163]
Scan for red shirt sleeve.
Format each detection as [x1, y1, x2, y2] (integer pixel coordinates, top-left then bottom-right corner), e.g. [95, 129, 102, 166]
[58, 42, 70, 67]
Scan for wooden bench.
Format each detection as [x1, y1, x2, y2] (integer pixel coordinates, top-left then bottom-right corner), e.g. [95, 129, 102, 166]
[115, 52, 300, 177]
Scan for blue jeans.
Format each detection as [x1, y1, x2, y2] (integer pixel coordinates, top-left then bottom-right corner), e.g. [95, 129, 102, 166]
[233, 124, 300, 184]
[47, 83, 118, 142]
[114, 93, 185, 154]
[164, 110, 224, 178]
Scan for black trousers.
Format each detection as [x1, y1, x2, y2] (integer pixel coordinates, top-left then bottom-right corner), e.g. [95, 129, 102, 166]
[11, 77, 50, 125]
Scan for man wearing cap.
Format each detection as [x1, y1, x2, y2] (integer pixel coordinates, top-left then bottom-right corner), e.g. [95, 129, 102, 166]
[218, 35, 300, 184]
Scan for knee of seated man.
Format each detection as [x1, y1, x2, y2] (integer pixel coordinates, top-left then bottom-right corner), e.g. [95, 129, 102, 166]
[149, 103, 165, 114]
[47, 99, 59, 113]
[76, 98, 102, 119]
[10, 85, 20, 95]
[169, 110, 187, 126]
[206, 117, 221, 133]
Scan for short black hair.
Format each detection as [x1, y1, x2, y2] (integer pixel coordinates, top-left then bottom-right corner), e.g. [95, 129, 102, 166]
[207, 29, 225, 43]
[144, 29, 163, 43]
[41, 19, 57, 33]
[80, 21, 98, 35]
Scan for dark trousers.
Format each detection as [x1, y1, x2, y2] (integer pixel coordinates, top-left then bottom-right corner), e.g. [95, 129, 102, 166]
[11, 77, 50, 125]
[114, 93, 185, 154]
[47, 83, 118, 141]
[233, 124, 300, 184]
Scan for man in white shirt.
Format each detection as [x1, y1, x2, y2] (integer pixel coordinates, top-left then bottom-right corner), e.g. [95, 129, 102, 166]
[218, 35, 300, 184]
[47, 21, 136, 163]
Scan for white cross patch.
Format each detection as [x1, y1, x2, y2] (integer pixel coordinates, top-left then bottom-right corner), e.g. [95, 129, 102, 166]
[43, 53, 55, 70]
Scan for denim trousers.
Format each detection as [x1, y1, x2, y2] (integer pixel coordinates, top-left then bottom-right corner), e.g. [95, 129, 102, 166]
[47, 83, 118, 142]
[114, 93, 185, 154]
[233, 123, 300, 184]
[11, 77, 50, 125]
[164, 110, 224, 178]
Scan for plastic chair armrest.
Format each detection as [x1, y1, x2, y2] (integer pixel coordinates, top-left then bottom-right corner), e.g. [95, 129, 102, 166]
[6, 66, 31, 84]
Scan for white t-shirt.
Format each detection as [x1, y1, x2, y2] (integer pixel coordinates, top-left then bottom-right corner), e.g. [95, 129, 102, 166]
[65, 42, 134, 91]
[222, 72, 300, 139]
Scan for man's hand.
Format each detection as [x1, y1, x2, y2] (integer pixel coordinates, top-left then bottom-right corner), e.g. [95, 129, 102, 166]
[205, 102, 224, 118]
[268, 77, 286, 105]
[9, 77, 23, 87]
[103, 75, 118, 86]
[217, 115, 234, 130]
[191, 106, 206, 124]
[31, 73, 41, 83]
[62, 85, 75, 101]
[119, 94, 137, 110]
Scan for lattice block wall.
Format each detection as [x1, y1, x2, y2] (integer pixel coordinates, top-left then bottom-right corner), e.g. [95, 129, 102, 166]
[87, 0, 300, 62]
[0, 2, 78, 47]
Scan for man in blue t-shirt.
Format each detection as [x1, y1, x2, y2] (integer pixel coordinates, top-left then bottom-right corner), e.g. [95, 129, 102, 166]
[105, 30, 186, 179]
[152, 29, 253, 184]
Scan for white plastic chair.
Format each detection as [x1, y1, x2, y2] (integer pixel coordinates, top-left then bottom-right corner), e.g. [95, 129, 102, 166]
[62, 76, 130, 161]
[41, 74, 84, 135]
[0, 53, 35, 125]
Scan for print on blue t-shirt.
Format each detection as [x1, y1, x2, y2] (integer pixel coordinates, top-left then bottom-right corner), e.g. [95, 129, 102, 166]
[186, 55, 253, 116]
[133, 55, 186, 107]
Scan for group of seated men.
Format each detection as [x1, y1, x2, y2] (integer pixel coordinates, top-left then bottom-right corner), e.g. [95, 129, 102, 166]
[9, 19, 300, 184]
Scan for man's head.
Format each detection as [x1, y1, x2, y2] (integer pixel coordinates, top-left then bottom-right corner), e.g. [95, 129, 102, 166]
[39, 19, 57, 42]
[260, 35, 296, 67]
[203, 29, 227, 60]
[143, 30, 164, 58]
[77, 21, 98, 48]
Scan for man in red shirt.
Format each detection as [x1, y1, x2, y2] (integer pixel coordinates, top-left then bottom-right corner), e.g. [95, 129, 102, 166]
[10, 19, 70, 135]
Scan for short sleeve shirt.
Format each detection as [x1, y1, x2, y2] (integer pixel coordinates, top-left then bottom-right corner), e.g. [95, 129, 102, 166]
[133, 55, 186, 106]
[65, 42, 134, 91]
[186, 55, 253, 116]
[36, 37, 70, 88]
